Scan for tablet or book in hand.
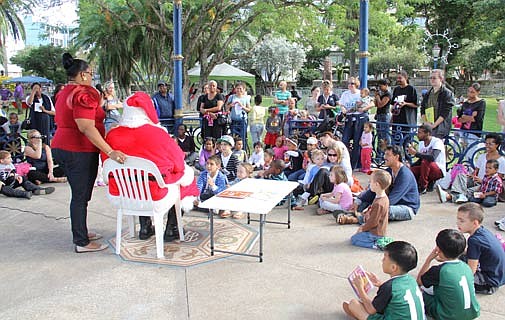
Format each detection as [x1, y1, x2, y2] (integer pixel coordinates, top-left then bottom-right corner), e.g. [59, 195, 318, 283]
[348, 265, 374, 298]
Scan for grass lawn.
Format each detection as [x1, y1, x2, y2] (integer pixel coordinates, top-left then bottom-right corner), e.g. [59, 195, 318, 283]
[482, 97, 501, 133]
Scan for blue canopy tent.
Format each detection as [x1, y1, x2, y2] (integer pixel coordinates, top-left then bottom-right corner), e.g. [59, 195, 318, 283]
[3, 76, 53, 84]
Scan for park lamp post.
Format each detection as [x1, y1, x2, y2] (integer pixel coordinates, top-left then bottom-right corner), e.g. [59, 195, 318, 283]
[358, 0, 369, 89]
[173, 0, 183, 127]
[432, 43, 441, 69]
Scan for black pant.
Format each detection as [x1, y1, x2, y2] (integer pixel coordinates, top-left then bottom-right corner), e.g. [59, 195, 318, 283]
[53, 149, 98, 247]
[342, 114, 369, 169]
[202, 117, 223, 140]
[27, 167, 65, 184]
[307, 168, 334, 196]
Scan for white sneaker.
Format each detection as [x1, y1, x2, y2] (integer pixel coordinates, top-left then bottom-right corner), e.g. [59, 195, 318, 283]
[455, 194, 468, 204]
[495, 217, 505, 227]
[497, 223, 505, 231]
[435, 185, 447, 203]
[296, 196, 308, 207]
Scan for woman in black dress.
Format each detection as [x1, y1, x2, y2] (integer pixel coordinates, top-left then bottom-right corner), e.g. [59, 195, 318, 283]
[26, 82, 54, 145]
[199, 80, 225, 139]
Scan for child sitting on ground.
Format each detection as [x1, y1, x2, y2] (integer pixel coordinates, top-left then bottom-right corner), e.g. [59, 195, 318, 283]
[196, 137, 216, 171]
[0, 150, 54, 199]
[195, 155, 228, 207]
[343, 241, 424, 320]
[1, 112, 22, 135]
[439, 159, 503, 207]
[284, 137, 304, 181]
[256, 148, 274, 178]
[417, 228, 480, 320]
[248, 141, 265, 170]
[272, 135, 288, 161]
[350, 170, 391, 249]
[224, 162, 254, 219]
[456, 203, 505, 295]
[264, 159, 296, 207]
[469, 159, 502, 207]
[232, 136, 248, 162]
[294, 149, 325, 209]
[317, 165, 353, 215]
[217, 135, 239, 182]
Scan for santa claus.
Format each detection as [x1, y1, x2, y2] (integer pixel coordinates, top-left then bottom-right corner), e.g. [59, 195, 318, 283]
[103, 91, 199, 242]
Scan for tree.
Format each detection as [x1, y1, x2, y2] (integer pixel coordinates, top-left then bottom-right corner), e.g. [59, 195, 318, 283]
[0, 0, 32, 72]
[10, 45, 71, 83]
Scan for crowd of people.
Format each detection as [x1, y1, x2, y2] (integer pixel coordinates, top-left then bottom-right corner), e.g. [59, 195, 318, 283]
[0, 54, 504, 318]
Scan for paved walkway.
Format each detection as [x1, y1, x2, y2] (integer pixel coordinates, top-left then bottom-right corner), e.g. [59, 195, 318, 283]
[1, 173, 504, 320]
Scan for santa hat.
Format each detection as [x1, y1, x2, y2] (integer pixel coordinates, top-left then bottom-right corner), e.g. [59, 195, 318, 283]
[120, 92, 160, 128]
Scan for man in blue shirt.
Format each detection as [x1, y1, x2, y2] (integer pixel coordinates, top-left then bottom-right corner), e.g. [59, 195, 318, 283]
[152, 81, 175, 133]
[152, 81, 175, 119]
[353, 145, 420, 221]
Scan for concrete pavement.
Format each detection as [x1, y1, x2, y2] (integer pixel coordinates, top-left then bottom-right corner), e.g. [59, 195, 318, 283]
[1, 174, 504, 320]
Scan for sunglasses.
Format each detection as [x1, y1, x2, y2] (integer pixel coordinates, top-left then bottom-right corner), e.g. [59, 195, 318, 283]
[348, 82, 355, 85]
[327, 153, 338, 157]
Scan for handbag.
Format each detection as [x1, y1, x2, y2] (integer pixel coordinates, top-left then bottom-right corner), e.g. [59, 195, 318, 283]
[21, 107, 31, 130]
[216, 113, 230, 126]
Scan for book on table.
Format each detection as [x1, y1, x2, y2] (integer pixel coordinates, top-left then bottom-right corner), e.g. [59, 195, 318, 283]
[217, 190, 253, 199]
[348, 265, 374, 298]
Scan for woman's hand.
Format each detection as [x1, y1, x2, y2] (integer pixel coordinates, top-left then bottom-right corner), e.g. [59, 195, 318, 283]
[108, 150, 126, 164]
[48, 172, 55, 181]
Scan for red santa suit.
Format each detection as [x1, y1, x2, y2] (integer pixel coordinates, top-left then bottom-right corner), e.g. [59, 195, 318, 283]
[103, 92, 199, 210]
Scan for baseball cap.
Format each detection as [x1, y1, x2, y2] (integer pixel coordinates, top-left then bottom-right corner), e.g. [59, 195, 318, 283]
[157, 80, 168, 87]
[217, 135, 235, 148]
[306, 137, 318, 145]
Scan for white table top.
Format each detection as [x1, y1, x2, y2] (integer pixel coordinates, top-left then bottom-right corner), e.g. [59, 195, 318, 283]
[198, 178, 299, 214]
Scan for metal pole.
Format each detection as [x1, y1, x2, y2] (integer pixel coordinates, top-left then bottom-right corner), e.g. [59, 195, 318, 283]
[173, 0, 184, 125]
[434, 59, 438, 69]
[358, 0, 369, 89]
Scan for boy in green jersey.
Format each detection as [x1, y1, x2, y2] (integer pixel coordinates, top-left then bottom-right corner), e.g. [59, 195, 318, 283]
[343, 241, 425, 320]
[417, 229, 480, 320]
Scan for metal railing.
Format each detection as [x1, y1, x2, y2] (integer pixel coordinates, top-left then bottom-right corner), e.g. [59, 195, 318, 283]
[157, 116, 504, 171]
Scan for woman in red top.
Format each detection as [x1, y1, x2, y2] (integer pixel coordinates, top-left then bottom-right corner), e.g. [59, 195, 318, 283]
[52, 53, 126, 253]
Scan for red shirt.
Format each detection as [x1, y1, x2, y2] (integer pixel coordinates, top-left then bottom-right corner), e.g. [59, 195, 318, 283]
[51, 84, 105, 152]
[104, 124, 199, 200]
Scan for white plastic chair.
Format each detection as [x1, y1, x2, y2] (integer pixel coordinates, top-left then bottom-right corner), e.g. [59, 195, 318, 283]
[103, 156, 184, 258]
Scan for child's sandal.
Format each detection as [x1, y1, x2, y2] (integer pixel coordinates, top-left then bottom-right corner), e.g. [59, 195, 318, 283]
[232, 211, 244, 219]
[220, 210, 231, 218]
[337, 214, 359, 225]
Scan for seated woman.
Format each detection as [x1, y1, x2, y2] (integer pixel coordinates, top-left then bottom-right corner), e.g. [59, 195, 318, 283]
[301, 143, 353, 203]
[436, 133, 505, 204]
[24, 129, 66, 185]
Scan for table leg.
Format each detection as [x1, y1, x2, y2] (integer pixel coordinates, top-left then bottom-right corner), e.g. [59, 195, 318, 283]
[259, 213, 264, 262]
[287, 192, 292, 229]
[247, 212, 250, 225]
[210, 209, 214, 256]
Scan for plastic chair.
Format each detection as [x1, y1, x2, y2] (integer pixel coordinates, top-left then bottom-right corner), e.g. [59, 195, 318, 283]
[103, 156, 184, 258]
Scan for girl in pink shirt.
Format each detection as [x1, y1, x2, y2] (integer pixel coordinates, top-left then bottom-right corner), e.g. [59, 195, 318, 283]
[272, 136, 288, 160]
[359, 122, 373, 173]
[317, 165, 353, 215]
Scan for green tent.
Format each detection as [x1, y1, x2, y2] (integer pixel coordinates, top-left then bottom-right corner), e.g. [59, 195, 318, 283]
[188, 62, 255, 94]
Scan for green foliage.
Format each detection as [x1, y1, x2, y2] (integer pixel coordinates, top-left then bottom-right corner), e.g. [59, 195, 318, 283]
[10, 45, 71, 84]
[0, 0, 33, 71]
[297, 68, 320, 87]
